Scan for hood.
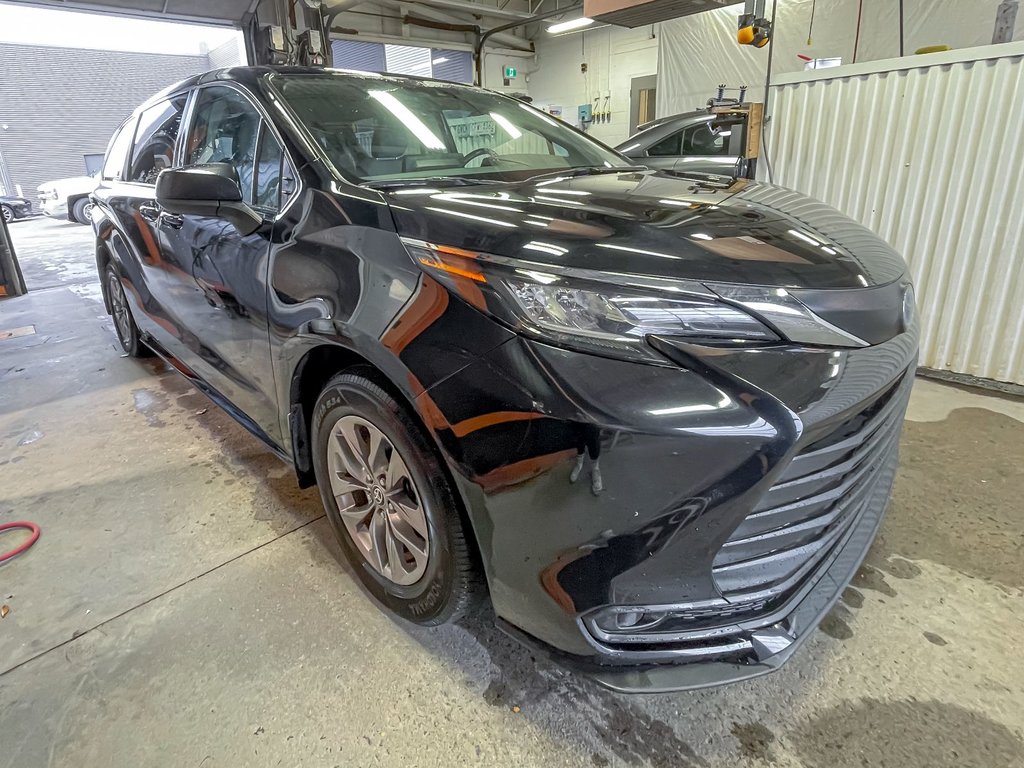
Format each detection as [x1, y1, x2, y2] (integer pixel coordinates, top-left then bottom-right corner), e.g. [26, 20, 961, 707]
[383, 170, 906, 291]
[37, 176, 97, 193]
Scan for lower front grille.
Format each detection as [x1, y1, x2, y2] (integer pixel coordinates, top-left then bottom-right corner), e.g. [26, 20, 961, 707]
[711, 371, 912, 602]
[580, 367, 912, 657]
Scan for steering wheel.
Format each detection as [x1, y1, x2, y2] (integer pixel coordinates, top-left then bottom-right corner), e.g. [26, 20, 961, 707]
[462, 147, 499, 167]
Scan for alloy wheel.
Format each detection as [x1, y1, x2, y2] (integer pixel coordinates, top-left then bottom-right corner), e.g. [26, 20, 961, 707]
[1, 206, 11, 224]
[327, 415, 430, 586]
[108, 272, 131, 347]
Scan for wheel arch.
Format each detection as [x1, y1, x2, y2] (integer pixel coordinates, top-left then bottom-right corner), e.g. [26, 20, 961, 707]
[288, 343, 424, 488]
[66, 193, 91, 223]
[96, 238, 114, 314]
[286, 341, 486, 580]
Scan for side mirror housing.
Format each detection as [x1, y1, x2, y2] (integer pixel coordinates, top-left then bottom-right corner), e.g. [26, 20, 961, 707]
[155, 163, 262, 236]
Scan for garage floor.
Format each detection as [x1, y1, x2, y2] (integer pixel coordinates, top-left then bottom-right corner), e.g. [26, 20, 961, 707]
[1, 218, 1022, 768]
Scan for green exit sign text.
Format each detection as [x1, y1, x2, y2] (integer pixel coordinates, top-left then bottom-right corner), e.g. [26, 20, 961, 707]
[503, 65, 518, 78]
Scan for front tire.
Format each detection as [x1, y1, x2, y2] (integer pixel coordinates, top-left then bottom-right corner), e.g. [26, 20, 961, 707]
[105, 264, 148, 357]
[312, 370, 480, 625]
[72, 198, 93, 225]
[1, 205, 12, 224]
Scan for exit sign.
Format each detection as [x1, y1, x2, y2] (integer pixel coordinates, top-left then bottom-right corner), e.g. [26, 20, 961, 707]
[503, 65, 518, 78]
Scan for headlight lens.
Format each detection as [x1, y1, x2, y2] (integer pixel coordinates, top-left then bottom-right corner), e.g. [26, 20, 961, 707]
[505, 278, 775, 343]
[404, 239, 778, 363]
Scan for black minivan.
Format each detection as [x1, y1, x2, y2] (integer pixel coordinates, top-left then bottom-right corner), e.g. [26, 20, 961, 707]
[92, 67, 917, 692]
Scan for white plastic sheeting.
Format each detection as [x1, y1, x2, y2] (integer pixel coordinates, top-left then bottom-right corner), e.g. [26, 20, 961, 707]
[657, 0, 1024, 116]
[770, 42, 1024, 385]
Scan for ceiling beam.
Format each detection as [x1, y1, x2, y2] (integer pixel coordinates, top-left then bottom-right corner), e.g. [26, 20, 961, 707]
[409, 0, 531, 20]
[330, 29, 531, 58]
[362, 0, 535, 51]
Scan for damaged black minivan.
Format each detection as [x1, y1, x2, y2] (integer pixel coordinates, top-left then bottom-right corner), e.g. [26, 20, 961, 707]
[92, 67, 917, 691]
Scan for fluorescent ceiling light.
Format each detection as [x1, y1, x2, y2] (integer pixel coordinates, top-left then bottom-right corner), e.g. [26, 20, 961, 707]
[518, 269, 559, 284]
[788, 228, 821, 246]
[489, 112, 522, 139]
[369, 90, 446, 150]
[597, 243, 680, 260]
[548, 16, 594, 34]
[432, 57, 449, 65]
[523, 241, 568, 256]
[425, 207, 515, 228]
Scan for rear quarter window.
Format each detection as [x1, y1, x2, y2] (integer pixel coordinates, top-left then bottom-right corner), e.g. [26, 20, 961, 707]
[128, 95, 188, 185]
[102, 118, 137, 181]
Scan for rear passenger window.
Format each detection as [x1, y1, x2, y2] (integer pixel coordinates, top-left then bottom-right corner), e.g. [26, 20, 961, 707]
[647, 122, 734, 158]
[102, 119, 137, 181]
[128, 96, 187, 185]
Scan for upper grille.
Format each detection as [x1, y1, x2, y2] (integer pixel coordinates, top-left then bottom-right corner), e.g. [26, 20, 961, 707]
[712, 371, 912, 602]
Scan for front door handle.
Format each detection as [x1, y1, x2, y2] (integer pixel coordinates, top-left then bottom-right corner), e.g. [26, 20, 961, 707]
[160, 213, 184, 230]
[139, 202, 160, 222]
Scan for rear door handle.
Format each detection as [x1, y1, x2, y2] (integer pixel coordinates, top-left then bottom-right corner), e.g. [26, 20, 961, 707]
[160, 213, 184, 230]
[139, 202, 160, 222]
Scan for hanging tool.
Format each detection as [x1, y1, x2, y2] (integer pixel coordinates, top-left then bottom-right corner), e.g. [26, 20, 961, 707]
[737, 0, 773, 48]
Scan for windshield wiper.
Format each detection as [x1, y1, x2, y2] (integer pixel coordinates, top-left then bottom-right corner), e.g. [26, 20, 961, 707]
[526, 165, 642, 183]
[363, 176, 505, 191]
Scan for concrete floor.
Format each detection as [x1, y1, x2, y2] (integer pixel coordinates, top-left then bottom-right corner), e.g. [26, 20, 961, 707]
[1, 217, 1022, 768]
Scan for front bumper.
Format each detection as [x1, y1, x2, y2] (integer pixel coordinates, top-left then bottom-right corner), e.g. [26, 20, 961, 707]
[39, 199, 67, 218]
[419, 323, 918, 691]
[5, 201, 33, 218]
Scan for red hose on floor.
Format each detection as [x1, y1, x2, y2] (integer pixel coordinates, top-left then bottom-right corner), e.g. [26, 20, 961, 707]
[0, 521, 40, 563]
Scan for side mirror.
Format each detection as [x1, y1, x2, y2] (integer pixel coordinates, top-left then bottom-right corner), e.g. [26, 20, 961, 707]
[155, 163, 262, 236]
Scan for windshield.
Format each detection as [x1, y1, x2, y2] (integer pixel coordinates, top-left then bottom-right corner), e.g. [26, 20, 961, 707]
[270, 72, 627, 185]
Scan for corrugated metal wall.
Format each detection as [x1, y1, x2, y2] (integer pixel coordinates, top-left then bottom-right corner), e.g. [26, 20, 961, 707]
[770, 42, 1024, 385]
[0, 43, 210, 201]
[207, 37, 246, 70]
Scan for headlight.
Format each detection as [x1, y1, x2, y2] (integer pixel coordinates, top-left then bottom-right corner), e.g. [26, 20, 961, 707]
[403, 239, 778, 363]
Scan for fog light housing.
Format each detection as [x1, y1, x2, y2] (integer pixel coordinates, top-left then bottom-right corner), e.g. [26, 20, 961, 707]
[594, 609, 668, 634]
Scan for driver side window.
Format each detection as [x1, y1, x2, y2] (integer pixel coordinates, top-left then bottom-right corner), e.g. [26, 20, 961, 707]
[186, 86, 262, 204]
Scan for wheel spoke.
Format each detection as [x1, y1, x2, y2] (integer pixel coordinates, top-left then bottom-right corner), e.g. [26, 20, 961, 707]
[366, 428, 388, 478]
[336, 498, 374, 525]
[333, 430, 368, 481]
[367, 512, 388, 575]
[331, 475, 363, 495]
[391, 494, 428, 538]
[385, 449, 411, 490]
[337, 420, 373, 479]
[384, 520, 406, 578]
[388, 513, 428, 568]
[327, 443, 364, 492]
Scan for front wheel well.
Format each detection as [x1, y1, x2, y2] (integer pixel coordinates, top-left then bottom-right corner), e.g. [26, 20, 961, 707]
[96, 241, 113, 314]
[66, 193, 91, 223]
[289, 345, 398, 488]
[288, 343, 487, 587]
